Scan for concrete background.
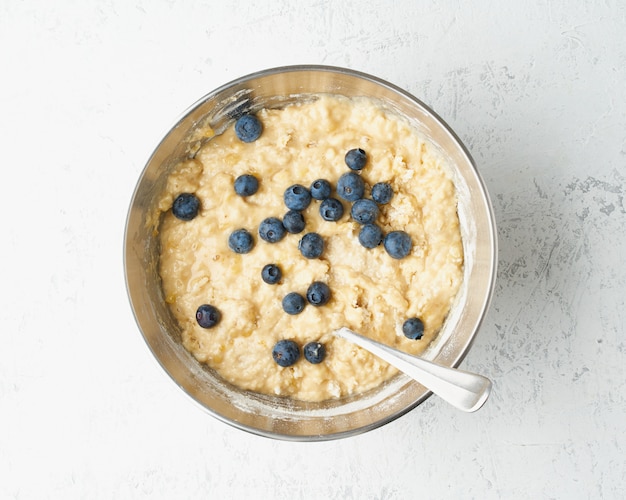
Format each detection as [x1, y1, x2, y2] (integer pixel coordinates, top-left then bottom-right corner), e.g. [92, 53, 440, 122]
[1, 1, 625, 498]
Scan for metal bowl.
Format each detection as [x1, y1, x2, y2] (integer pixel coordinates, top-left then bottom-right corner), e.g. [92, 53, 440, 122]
[124, 65, 497, 441]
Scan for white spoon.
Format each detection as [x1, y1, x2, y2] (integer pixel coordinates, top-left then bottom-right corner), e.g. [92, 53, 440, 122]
[334, 327, 492, 412]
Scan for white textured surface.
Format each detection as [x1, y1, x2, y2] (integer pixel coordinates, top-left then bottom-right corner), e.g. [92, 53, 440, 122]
[1, 1, 625, 498]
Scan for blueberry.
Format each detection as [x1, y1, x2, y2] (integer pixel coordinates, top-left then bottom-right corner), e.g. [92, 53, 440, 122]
[282, 292, 306, 315]
[336, 172, 365, 202]
[196, 304, 221, 329]
[383, 230, 412, 259]
[298, 232, 324, 259]
[372, 182, 393, 204]
[259, 217, 286, 243]
[228, 228, 254, 254]
[358, 223, 383, 248]
[234, 174, 259, 197]
[234, 114, 262, 143]
[310, 179, 331, 200]
[402, 317, 424, 340]
[172, 193, 200, 221]
[272, 339, 300, 367]
[345, 148, 367, 171]
[261, 264, 282, 284]
[283, 210, 306, 234]
[319, 198, 344, 221]
[284, 184, 312, 211]
[303, 342, 326, 364]
[306, 281, 331, 306]
[351, 199, 379, 224]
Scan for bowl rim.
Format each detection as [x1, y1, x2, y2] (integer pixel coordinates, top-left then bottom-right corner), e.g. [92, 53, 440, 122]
[124, 64, 498, 440]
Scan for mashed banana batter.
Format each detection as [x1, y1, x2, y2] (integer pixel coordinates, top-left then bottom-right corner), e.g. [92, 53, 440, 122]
[157, 94, 463, 402]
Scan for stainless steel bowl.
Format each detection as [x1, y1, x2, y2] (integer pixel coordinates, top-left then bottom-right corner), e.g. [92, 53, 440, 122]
[124, 65, 497, 441]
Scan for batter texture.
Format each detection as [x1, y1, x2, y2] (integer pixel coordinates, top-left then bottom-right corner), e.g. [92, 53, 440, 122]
[157, 94, 464, 402]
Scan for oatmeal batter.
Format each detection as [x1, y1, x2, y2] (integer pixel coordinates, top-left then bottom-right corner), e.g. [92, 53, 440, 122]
[157, 94, 464, 402]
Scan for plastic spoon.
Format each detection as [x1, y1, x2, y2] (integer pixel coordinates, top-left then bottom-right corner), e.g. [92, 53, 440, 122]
[334, 327, 492, 412]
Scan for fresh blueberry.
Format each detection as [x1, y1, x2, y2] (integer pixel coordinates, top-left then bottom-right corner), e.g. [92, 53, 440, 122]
[336, 172, 365, 202]
[303, 342, 326, 364]
[228, 228, 254, 254]
[345, 148, 367, 171]
[283, 210, 306, 234]
[284, 184, 312, 211]
[358, 223, 383, 248]
[402, 317, 424, 340]
[306, 281, 331, 306]
[282, 292, 306, 315]
[372, 182, 393, 204]
[383, 230, 412, 259]
[351, 199, 379, 224]
[298, 232, 324, 259]
[261, 264, 282, 284]
[259, 217, 286, 243]
[272, 339, 300, 367]
[310, 179, 331, 200]
[234, 174, 259, 197]
[319, 198, 344, 221]
[234, 114, 262, 143]
[172, 193, 200, 221]
[196, 304, 221, 329]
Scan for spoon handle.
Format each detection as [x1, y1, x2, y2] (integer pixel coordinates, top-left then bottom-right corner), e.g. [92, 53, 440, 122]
[334, 328, 492, 412]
